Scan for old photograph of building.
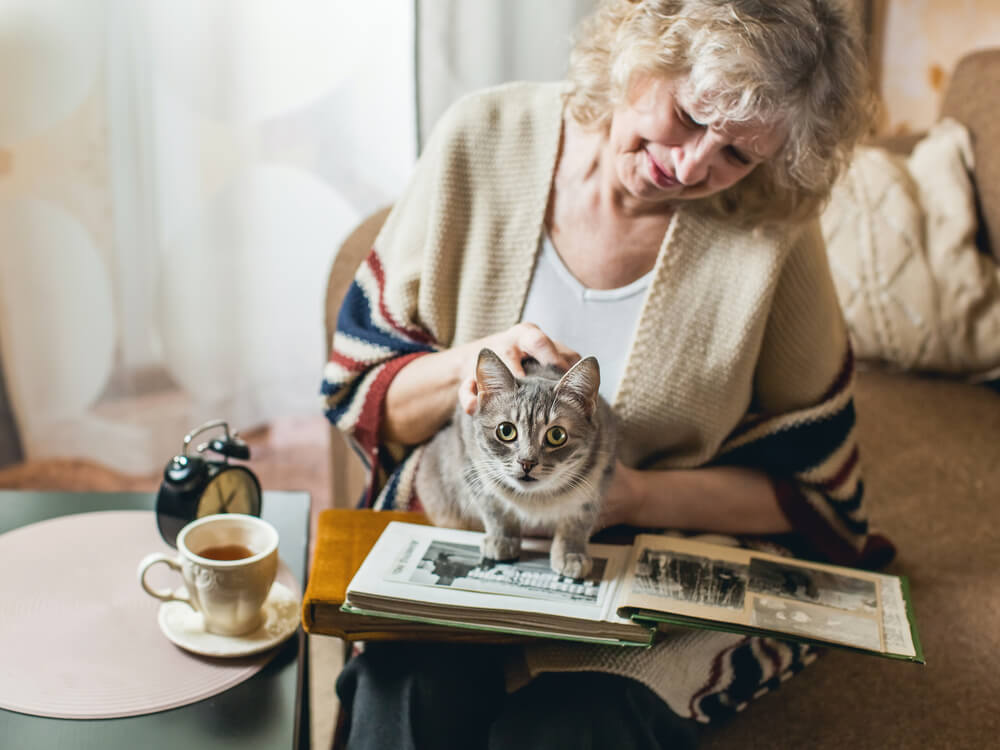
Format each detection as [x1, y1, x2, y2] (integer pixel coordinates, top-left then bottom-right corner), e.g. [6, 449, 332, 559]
[404, 540, 607, 603]
[631, 548, 749, 610]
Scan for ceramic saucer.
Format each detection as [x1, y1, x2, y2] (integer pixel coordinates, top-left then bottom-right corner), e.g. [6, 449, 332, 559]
[158, 581, 300, 658]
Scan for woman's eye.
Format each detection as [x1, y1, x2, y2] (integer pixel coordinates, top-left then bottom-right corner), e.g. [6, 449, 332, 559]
[726, 146, 752, 166]
[545, 426, 568, 447]
[496, 422, 518, 442]
[677, 108, 702, 129]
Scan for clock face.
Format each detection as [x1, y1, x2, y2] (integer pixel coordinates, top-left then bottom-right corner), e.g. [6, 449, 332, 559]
[196, 467, 261, 517]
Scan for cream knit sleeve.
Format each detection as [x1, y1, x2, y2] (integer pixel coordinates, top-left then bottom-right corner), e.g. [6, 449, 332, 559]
[754, 220, 850, 413]
[718, 220, 893, 566]
[320, 96, 476, 506]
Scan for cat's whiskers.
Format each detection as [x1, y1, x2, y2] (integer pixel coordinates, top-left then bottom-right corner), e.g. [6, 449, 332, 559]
[464, 459, 527, 493]
[564, 470, 597, 494]
[462, 460, 508, 489]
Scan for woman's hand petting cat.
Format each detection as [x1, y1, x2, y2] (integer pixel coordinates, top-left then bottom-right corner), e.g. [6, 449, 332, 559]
[458, 322, 580, 414]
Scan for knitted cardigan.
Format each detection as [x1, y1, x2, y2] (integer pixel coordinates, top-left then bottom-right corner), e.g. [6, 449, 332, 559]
[322, 82, 891, 722]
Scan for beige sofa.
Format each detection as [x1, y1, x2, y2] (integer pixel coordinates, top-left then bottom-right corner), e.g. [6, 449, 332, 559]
[318, 51, 1000, 749]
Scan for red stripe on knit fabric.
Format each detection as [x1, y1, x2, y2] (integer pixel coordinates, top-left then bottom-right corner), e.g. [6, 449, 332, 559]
[773, 478, 896, 569]
[328, 349, 368, 373]
[813, 445, 859, 493]
[367, 252, 435, 345]
[408, 451, 427, 514]
[771, 477, 866, 567]
[353, 352, 431, 504]
[409, 490, 425, 514]
[688, 637, 748, 720]
[859, 533, 896, 570]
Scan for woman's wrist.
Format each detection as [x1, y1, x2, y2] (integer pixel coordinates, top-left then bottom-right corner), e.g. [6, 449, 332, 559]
[619, 463, 643, 526]
[382, 348, 466, 444]
[604, 464, 791, 535]
[601, 461, 644, 528]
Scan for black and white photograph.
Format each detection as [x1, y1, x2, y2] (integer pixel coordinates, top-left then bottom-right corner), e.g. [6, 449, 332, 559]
[748, 558, 878, 614]
[630, 548, 748, 610]
[398, 540, 608, 603]
[751, 596, 882, 652]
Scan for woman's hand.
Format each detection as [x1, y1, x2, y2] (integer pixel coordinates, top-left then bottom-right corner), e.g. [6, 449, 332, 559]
[383, 322, 578, 445]
[457, 322, 579, 414]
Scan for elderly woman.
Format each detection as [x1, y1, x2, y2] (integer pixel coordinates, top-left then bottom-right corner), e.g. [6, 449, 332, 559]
[322, 0, 890, 747]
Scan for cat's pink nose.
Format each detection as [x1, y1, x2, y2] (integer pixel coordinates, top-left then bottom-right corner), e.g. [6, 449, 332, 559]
[519, 459, 537, 474]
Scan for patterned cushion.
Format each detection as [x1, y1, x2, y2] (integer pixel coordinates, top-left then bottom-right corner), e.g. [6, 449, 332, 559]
[821, 119, 1000, 380]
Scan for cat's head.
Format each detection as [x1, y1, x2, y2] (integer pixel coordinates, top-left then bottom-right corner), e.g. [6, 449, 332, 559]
[469, 348, 603, 495]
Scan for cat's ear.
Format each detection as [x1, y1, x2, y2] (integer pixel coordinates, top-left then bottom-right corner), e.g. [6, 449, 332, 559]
[555, 356, 601, 419]
[475, 348, 516, 404]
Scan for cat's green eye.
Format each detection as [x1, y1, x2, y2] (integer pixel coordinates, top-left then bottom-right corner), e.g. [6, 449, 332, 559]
[545, 426, 568, 447]
[496, 422, 518, 442]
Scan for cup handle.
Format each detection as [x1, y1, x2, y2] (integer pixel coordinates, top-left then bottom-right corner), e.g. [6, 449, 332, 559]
[138, 552, 193, 608]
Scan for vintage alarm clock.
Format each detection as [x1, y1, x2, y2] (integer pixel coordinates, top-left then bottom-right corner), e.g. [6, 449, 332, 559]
[155, 419, 262, 547]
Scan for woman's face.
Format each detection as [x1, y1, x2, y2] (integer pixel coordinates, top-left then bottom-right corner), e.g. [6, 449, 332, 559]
[608, 75, 785, 209]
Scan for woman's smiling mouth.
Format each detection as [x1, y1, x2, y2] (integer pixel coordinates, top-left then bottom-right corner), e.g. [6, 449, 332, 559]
[645, 148, 678, 188]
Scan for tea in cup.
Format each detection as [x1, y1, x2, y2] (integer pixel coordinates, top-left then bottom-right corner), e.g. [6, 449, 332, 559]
[138, 514, 278, 636]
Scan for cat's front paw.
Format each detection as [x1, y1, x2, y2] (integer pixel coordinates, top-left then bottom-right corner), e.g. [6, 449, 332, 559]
[552, 550, 592, 579]
[482, 534, 520, 563]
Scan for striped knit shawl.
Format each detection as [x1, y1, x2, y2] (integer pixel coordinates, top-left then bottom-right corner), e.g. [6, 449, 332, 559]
[323, 81, 889, 570]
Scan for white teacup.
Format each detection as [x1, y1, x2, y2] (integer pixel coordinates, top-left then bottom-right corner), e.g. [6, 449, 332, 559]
[138, 514, 279, 637]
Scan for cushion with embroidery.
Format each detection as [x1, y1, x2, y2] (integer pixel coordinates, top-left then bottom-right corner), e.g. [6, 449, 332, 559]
[821, 118, 1000, 382]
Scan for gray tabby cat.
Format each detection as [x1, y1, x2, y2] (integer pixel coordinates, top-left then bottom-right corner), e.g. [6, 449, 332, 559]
[416, 348, 616, 578]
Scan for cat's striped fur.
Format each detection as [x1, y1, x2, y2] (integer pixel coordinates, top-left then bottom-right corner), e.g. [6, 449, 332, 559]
[416, 348, 616, 578]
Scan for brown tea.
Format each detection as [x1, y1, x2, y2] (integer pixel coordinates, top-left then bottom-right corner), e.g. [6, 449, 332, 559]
[197, 543, 254, 561]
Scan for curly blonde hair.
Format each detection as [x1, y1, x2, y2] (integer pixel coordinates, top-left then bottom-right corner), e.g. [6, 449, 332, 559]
[566, 0, 875, 225]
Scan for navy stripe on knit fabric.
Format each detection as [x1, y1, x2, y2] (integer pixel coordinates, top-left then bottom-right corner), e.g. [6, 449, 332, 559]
[695, 640, 762, 722]
[827, 482, 868, 535]
[337, 281, 436, 355]
[697, 640, 815, 724]
[379, 465, 404, 510]
[321, 374, 366, 423]
[726, 640, 764, 704]
[716, 400, 856, 475]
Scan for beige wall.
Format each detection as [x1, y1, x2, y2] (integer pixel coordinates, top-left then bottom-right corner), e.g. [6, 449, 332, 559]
[875, 0, 1000, 134]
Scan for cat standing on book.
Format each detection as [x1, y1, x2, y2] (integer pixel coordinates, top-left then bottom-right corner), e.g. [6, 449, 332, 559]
[415, 348, 616, 578]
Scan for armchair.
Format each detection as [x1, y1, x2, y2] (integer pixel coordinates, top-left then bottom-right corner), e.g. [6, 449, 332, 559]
[316, 51, 1000, 749]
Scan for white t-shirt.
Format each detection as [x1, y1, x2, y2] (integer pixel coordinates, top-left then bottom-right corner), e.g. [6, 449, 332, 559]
[520, 234, 652, 403]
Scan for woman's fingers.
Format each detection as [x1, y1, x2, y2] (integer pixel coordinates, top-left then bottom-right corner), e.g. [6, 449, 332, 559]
[458, 376, 478, 414]
[461, 324, 580, 412]
[504, 323, 579, 373]
[551, 340, 581, 369]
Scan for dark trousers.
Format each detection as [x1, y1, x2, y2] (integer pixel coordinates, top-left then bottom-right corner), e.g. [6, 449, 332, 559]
[335, 642, 699, 750]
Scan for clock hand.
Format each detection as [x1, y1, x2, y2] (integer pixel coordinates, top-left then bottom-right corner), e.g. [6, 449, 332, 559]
[222, 486, 238, 511]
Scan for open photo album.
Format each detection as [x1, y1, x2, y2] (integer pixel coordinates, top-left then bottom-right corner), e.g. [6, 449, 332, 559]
[307, 515, 922, 662]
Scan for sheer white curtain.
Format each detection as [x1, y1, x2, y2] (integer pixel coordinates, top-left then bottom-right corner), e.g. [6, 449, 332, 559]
[416, 0, 595, 146]
[0, 0, 416, 473]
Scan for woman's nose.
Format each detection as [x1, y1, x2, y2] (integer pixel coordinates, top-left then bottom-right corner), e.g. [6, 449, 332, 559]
[673, 137, 711, 186]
